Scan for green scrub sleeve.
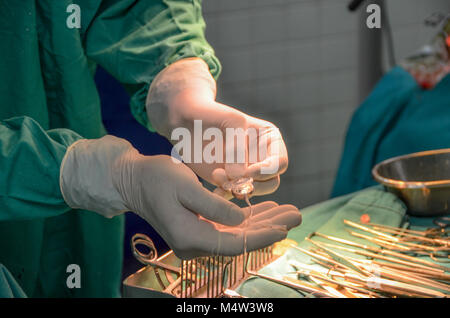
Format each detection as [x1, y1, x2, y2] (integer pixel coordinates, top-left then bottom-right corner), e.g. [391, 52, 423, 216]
[0, 116, 83, 221]
[84, 0, 222, 132]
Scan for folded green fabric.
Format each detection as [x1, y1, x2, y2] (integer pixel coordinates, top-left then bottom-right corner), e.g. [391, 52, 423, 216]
[236, 187, 407, 298]
[0, 264, 27, 298]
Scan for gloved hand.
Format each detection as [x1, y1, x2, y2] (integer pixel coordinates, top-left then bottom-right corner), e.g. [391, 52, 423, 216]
[59, 135, 301, 259]
[146, 58, 288, 200]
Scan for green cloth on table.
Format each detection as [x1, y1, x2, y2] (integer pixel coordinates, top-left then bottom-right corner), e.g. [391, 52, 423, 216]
[236, 187, 407, 298]
[0, 0, 220, 297]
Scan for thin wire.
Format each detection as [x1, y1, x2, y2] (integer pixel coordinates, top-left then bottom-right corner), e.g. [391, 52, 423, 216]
[243, 193, 252, 273]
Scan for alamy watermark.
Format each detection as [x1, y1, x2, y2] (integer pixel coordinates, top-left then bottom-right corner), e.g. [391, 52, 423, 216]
[366, 4, 381, 29]
[170, 120, 280, 175]
[66, 264, 81, 289]
[66, 4, 81, 29]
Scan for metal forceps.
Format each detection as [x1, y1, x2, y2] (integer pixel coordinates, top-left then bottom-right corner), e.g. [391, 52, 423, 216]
[347, 219, 450, 263]
[433, 216, 450, 231]
[131, 233, 181, 292]
[429, 216, 450, 262]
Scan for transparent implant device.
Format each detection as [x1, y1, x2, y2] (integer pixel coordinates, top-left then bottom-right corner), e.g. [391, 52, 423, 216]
[222, 177, 254, 200]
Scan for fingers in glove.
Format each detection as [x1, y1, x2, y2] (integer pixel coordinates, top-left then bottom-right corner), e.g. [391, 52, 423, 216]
[197, 205, 299, 256]
[212, 168, 229, 186]
[213, 187, 233, 200]
[225, 163, 246, 180]
[223, 110, 248, 181]
[248, 210, 302, 232]
[212, 168, 234, 199]
[240, 201, 278, 216]
[180, 184, 249, 226]
[174, 204, 299, 258]
[211, 201, 280, 231]
[213, 226, 287, 256]
[246, 155, 288, 181]
[186, 219, 287, 257]
[251, 176, 280, 196]
[247, 204, 299, 224]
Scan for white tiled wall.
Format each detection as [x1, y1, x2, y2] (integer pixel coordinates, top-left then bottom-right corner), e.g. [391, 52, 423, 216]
[202, 0, 450, 208]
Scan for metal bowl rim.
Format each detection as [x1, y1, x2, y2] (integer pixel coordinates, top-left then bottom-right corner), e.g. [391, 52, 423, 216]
[372, 148, 450, 189]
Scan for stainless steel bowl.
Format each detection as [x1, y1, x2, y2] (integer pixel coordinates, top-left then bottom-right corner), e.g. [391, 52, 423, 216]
[372, 149, 450, 216]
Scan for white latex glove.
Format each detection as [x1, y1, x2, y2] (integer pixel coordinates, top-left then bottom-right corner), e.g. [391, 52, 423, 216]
[59, 135, 301, 259]
[146, 58, 288, 200]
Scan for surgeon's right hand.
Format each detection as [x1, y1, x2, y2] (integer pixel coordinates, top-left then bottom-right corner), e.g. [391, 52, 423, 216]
[59, 135, 301, 259]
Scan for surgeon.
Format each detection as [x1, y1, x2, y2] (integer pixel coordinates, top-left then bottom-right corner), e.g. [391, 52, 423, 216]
[0, 0, 301, 297]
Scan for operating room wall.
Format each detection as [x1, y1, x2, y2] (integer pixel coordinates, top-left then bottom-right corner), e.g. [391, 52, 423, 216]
[201, 0, 450, 208]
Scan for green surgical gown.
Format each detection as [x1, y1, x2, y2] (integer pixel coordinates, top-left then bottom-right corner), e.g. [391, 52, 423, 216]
[0, 0, 220, 297]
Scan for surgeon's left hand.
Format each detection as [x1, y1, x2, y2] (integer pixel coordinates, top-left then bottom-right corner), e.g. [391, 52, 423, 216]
[146, 58, 288, 199]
